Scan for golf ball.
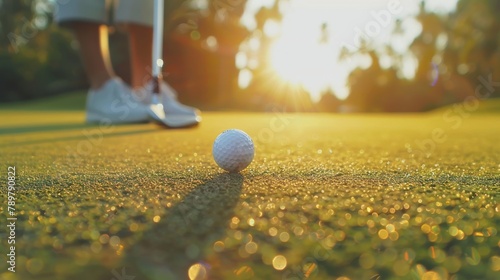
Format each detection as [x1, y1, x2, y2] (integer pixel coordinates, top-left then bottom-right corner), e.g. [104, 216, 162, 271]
[213, 129, 254, 173]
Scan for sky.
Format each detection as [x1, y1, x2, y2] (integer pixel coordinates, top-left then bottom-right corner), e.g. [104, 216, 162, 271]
[240, 0, 458, 101]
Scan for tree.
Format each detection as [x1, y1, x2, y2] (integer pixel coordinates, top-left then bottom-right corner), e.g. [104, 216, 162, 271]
[0, 0, 85, 102]
[341, 0, 499, 112]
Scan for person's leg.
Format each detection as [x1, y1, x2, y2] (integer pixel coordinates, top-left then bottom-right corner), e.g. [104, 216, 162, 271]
[55, 0, 115, 89]
[66, 22, 115, 89]
[126, 24, 153, 89]
[116, 0, 201, 125]
[54, 1, 150, 124]
[114, 0, 155, 89]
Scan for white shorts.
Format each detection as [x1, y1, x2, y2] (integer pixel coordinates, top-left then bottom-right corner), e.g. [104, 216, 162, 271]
[54, 0, 154, 26]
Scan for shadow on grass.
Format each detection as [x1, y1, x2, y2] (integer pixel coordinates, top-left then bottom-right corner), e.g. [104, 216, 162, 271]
[0, 123, 97, 135]
[0, 124, 158, 148]
[123, 173, 243, 280]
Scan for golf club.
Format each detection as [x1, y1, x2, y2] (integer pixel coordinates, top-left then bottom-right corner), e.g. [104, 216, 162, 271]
[148, 0, 201, 128]
[147, 0, 166, 123]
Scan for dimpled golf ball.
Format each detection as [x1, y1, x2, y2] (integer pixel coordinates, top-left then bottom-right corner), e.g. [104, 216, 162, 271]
[213, 129, 254, 173]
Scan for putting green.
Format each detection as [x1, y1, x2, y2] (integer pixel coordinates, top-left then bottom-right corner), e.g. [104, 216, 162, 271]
[0, 98, 499, 280]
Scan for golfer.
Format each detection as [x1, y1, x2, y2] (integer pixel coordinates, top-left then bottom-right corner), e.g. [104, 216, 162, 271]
[55, 0, 200, 124]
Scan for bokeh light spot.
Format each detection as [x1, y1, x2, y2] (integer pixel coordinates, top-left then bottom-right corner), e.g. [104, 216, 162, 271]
[188, 263, 207, 280]
[272, 255, 287, 270]
[378, 229, 389, 240]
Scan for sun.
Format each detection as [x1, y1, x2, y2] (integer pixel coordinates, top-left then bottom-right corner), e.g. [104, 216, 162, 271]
[269, 35, 337, 101]
[265, 3, 347, 101]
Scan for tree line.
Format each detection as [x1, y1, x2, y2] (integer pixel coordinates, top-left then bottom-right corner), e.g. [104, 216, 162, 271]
[0, 0, 498, 112]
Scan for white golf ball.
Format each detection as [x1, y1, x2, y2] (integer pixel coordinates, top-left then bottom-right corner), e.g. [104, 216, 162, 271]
[213, 129, 254, 173]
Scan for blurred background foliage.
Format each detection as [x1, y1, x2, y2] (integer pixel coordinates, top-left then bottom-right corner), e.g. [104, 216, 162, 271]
[0, 0, 86, 102]
[0, 0, 499, 111]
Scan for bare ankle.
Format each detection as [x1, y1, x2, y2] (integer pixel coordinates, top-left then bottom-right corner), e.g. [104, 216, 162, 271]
[89, 75, 115, 90]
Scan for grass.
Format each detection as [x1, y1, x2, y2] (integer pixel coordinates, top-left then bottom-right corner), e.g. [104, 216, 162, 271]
[0, 95, 499, 280]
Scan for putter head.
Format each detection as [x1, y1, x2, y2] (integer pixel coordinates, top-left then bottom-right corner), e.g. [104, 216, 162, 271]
[147, 91, 201, 128]
[149, 113, 202, 128]
[148, 94, 166, 121]
[148, 108, 202, 128]
[161, 114, 202, 128]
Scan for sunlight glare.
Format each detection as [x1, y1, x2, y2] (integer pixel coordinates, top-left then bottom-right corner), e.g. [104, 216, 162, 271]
[238, 69, 253, 89]
[236, 52, 248, 69]
[269, 38, 335, 101]
[249, 0, 457, 100]
[264, 20, 281, 37]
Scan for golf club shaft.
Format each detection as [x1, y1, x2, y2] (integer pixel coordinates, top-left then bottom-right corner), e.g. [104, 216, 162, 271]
[152, 0, 164, 95]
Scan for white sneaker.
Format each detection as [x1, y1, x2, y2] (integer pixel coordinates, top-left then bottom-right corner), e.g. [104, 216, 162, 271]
[135, 81, 202, 127]
[86, 78, 150, 124]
